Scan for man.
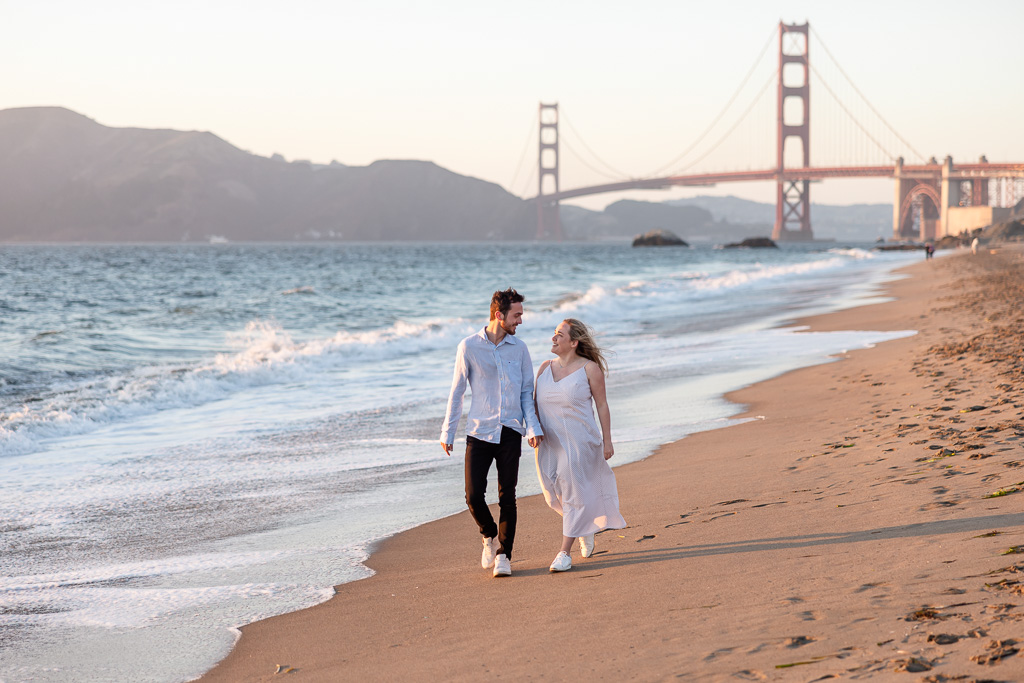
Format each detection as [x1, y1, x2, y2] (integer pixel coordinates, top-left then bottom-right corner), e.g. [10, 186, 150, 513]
[441, 288, 543, 578]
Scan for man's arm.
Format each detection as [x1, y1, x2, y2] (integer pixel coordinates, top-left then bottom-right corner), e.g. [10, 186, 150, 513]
[440, 343, 469, 455]
[520, 345, 543, 445]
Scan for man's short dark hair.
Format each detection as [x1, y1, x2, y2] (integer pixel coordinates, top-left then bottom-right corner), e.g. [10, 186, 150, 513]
[490, 287, 525, 320]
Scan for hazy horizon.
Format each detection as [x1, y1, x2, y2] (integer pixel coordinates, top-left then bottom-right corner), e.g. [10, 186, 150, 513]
[4, 1, 1023, 211]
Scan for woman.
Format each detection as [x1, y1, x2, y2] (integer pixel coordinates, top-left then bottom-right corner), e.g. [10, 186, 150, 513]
[534, 318, 626, 573]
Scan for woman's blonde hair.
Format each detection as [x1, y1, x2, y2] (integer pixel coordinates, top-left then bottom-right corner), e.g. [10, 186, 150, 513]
[563, 318, 609, 375]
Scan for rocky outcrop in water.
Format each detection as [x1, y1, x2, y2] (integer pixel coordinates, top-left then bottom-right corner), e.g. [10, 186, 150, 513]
[631, 229, 688, 247]
[722, 237, 777, 249]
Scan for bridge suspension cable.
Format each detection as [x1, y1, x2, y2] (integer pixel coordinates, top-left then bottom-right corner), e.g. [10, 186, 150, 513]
[508, 115, 538, 197]
[810, 26, 927, 163]
[559, 111, 633, 180]
[668, 70, 776, 176]
[810, 62, 900, 162]
[516, 159, 538, 200]
[559, 134, 624, 182]
[643, 25, 778, 178]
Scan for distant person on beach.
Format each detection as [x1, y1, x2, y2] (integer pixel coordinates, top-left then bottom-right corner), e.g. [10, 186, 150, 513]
[441, 288, 544, 578]
[972, 237, 980, 255]
[925, 243, 934, 259]
[533, 318, 626, 573]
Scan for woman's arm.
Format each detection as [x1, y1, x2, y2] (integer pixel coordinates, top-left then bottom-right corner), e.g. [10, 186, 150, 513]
[585, 362, 614, 460]
[531, 360, 551, 448]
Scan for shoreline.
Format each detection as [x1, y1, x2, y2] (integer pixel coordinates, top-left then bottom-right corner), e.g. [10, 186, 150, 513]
[202, 246, 1024, 681]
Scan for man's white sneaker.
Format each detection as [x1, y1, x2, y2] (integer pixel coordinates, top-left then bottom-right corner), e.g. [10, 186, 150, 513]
[549, 551, 572, 572]
[492, 553, 512, 577]
[481, 536, 498, 569]
[579, 534, 595, 558]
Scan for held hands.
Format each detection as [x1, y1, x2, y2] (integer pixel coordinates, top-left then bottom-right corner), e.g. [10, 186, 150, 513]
[603, 441, 614, 460]
[443, 436, 543, 454]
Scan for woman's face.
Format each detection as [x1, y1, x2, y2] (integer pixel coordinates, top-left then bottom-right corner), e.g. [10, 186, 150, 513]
[550, 321, 576, 356]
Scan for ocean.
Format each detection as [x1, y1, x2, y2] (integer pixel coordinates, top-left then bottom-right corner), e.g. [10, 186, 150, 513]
[0, 242, 921, 682]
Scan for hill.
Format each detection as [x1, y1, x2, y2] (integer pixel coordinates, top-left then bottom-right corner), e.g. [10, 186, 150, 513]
[665, 195, 891, 241]
[0, 107, 533, 242]
[558, 195, 892, 243]
[560, 200, 770, 242]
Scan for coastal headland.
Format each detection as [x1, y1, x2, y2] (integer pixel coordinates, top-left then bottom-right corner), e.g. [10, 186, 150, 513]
[202, 246, 1024, 681]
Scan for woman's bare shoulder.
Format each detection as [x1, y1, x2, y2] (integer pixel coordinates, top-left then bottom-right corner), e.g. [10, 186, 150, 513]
[584, 359, 606, 384]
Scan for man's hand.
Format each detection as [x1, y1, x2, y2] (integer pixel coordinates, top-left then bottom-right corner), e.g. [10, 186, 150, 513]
[441, 441, 453, 456]
[528, 435, 544, 449]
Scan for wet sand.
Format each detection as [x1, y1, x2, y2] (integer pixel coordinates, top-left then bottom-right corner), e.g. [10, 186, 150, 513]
[201, 245, 1024, 681]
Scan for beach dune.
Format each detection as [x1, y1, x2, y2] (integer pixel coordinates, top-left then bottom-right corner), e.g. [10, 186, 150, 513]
[202, 246, 1024, 681]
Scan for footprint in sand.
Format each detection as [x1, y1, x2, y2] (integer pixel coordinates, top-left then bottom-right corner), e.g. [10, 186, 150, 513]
[854, 582, 888, 593]
[784, 635, 816, 648]
[904, 607, 949, 622]
[891, 656, 933, 673]
[702, 647, 735, 662]
[664, 513, 691, 529]
[920, 500, 959, 511]
[970, 639, 1019, 664]
[705, 512, 737, 522]
[983, 603, 1017, 614]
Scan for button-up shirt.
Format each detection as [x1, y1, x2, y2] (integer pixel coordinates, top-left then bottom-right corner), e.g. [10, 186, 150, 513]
[440, 328, 543, 445]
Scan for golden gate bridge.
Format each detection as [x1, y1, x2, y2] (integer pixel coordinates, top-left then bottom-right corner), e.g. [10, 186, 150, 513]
[515, 22, 1024, 242]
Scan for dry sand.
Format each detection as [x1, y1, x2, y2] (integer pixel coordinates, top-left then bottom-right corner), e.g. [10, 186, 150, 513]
[201, 246, 1024, 682]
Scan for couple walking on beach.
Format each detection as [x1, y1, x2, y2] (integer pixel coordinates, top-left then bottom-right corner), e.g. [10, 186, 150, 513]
[440, 288, 626, 577]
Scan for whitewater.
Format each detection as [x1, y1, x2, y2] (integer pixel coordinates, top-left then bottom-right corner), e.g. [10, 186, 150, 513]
[0, 242, 924, 681]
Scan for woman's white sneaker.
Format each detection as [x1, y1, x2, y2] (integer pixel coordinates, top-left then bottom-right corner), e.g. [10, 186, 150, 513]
[579, 534, 595, 558]
[549, 551, 572, 572]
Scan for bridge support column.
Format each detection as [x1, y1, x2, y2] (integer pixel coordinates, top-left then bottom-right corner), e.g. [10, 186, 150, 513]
[892, 158, 905, 239]
[972, 179, 989, 207]
[772, 21, 813, 242]
[939, 156, 960, 238]
[537, 103, 562, 241]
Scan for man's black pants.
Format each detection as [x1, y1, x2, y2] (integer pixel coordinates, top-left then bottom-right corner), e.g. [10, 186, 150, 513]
[465, 426, 521, 560]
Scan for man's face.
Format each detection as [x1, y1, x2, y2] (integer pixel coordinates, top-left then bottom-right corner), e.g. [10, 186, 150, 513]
[498, 302, 524, 335]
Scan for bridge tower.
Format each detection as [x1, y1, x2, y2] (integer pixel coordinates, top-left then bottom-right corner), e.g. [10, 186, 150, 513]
[772, 22, 813, 242]
[537, 102, 562, 240]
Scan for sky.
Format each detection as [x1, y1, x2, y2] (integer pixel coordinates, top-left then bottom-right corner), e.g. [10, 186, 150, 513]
[4, 0, 1023, 211]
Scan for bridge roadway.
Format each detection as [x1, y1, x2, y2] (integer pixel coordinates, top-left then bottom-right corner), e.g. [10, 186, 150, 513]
[537, 163, 1024, 204]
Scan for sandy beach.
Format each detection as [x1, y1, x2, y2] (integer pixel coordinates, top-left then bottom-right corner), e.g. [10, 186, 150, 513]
[201, 245, 1024, 682]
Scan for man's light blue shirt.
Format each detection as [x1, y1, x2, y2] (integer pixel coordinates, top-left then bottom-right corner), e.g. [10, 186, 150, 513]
[440, 328, 543, 445]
